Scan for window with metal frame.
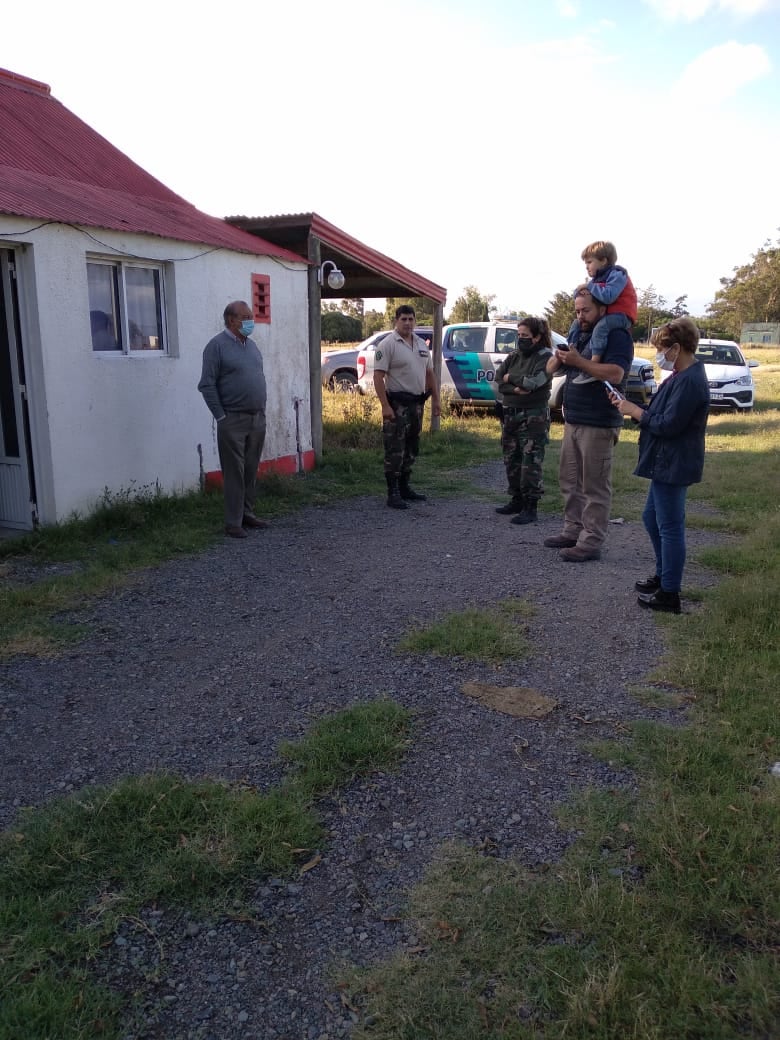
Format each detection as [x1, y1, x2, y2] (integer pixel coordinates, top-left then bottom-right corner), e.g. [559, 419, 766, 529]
[87, 259, 167, 353]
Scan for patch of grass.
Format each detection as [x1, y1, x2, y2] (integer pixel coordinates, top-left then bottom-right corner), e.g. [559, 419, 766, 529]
[629, 683, 691, 710]
[399, 599, 534, 663]
[279, 700, 412, 798]
[0, 700, 412, 1040]
[341, 403, 780, 1040]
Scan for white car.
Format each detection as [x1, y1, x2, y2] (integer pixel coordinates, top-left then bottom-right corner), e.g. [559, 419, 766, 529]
[659, 338, 758, 411]
[324, 327, 433, 392]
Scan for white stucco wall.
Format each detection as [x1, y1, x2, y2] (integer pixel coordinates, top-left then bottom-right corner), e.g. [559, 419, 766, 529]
[0, 220, 310, 523]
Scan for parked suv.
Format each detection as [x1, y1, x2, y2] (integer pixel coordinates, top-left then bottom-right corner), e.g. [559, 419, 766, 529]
[323, 327, 432, 392]
[356, 321, 656, 412]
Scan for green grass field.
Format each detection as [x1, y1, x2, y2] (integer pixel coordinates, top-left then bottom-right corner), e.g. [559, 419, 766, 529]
[1, 349, 778, 1038]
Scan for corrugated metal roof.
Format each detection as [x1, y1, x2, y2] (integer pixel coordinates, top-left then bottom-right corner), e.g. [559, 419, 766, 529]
[229, 212, 447, 304]
[0, 68, 303, 262]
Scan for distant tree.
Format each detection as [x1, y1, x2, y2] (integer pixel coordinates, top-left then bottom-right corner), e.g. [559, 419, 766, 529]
[543, 291, 575, 337]
[447, 286, 495, 323]
[384, 297, 435, 326]
[707, 236, 780, 339]
[634, 284, 673, 342]
[321, 311, 362, 342]
[670, 295, 689, 318]
[363, 309, 385, 336]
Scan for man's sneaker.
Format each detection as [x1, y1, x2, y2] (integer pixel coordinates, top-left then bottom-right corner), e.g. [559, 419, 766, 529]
[637, 588, 681, 614]
[543, 534, 578, 548]
[635, 574, 661, 593]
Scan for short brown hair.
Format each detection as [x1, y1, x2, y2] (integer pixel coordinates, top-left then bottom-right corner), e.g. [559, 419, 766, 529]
[581, 240, 617, 266]
[652, 318, 700, 355]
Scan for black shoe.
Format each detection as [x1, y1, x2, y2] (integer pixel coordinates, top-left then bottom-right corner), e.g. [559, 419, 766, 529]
[510, 503, 538, 525]
[635, 574, 661, 593]
[637, 588, 681, 614]
[495, 498, 524, 515]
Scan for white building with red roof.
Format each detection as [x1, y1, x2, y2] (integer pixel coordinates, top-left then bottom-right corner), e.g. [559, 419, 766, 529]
[0, 67, 311, 529]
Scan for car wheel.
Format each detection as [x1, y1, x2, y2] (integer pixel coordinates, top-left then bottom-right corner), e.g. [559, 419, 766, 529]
[329, 371, 358, 392]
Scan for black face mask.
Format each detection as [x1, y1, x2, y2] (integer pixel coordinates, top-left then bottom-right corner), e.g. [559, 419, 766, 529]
[517, 336, 535, 352]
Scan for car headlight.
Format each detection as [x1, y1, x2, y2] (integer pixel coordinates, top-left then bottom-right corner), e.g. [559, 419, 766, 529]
[735, 374, 753, 386]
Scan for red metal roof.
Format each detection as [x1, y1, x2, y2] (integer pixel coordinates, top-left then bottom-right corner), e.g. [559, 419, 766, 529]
[0, 68, 302, 261]
[229, 212, 447, 304]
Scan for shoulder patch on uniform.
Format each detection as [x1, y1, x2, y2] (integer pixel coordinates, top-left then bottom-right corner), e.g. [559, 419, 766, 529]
[418, 350, 428, 357]
[375, 349, 383, 361]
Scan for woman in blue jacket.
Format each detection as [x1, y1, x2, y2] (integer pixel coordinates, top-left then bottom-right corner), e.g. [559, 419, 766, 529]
[609, 318, 710, 613]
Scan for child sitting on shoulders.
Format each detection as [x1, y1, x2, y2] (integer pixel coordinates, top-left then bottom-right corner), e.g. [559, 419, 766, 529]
[572, 240, 637, 385]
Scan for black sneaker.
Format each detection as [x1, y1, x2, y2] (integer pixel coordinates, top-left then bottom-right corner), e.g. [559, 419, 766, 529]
[635, 574, 661, 594]
[495, 499, 524, 515]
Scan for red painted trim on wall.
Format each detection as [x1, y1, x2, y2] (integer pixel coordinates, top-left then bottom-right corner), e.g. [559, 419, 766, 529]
[204, 450, 316, 492]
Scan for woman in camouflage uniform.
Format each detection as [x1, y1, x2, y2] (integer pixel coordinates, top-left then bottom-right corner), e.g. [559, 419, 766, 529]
[494, 316, 554, 525]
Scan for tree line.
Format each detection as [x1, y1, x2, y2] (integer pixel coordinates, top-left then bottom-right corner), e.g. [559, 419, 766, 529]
[321, 234, 780, 343]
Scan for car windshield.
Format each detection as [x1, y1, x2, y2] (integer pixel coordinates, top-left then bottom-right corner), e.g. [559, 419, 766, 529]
[697, 347, 743, 365]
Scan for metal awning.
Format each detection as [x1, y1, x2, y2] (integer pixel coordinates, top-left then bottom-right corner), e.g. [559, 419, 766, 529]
[226, 211, 447, 303]
[225, 211, 447, 457]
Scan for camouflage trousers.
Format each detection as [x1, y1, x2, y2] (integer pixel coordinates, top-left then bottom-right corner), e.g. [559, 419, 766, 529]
[383, 399, 424, 477]
[500, 405, 550, 502]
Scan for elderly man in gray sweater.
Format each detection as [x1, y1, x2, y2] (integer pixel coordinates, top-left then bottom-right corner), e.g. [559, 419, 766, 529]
[198, 301, 269, 538]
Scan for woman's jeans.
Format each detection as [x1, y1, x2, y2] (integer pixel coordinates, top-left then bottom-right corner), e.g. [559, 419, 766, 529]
[642, 481, 688, 593]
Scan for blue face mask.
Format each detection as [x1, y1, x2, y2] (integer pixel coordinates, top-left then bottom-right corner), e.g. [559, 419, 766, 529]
[240, 319, 255, 337]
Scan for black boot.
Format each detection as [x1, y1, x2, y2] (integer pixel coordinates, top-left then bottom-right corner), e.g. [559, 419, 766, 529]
[495, 495, 524, 515]
[637, 588, 681, 614]
[399, 475, 427, 502]
[511, 500, 538, 525]
[386, 475, 409, 510]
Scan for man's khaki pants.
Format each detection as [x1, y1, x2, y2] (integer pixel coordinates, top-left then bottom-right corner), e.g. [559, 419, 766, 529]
[558, 423, 620, 551]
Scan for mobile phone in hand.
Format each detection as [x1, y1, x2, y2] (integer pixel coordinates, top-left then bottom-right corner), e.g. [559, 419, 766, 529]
[603, 380, 623, 399]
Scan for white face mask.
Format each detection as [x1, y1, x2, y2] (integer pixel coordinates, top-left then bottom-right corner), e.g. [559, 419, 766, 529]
[656, 350, 676, 372]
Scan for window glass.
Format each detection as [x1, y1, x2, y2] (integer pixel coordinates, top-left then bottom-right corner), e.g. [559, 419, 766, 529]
[87, 263, 121, 351]
[125, 267, 164, 350]
[87, 260, 166, 353]
[451, 328, 487, 353]
[495, 328, 518, 354]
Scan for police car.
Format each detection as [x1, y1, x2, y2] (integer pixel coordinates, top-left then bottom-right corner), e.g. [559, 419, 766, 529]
[356, 321, 656, 411]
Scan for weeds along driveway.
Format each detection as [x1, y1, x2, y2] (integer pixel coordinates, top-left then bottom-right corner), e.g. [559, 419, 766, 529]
[0, 466, 720, 1038]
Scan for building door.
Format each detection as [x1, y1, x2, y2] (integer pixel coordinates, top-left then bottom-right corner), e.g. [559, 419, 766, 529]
[0, 248, 36, 529]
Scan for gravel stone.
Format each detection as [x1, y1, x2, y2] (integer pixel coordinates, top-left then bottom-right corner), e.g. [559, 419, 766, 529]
[0, 463, 720, 1038]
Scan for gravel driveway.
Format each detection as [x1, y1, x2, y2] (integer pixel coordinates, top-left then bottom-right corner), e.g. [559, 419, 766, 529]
[0, 463, 715, 1040]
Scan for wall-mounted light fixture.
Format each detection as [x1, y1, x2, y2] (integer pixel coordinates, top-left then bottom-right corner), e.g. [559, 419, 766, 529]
[318, 259, 345, 291]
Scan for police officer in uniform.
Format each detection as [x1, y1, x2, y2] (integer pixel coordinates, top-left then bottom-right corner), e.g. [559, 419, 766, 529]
[373, 305, 441, 509]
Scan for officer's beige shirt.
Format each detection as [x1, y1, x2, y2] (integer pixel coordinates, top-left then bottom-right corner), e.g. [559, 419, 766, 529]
[374, 331, 433, 395]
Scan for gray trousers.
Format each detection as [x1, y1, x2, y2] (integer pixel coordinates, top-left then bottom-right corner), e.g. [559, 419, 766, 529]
[217, 411, 266, 526]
